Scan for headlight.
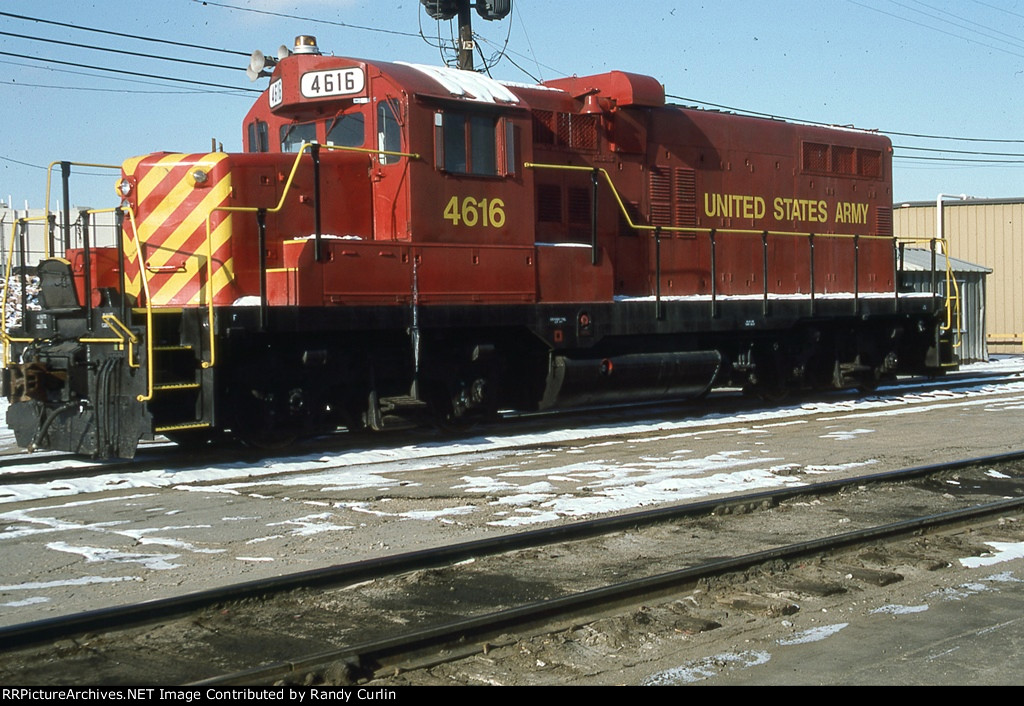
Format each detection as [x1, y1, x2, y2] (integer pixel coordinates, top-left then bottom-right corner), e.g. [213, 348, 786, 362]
[190, 169, 209, 186]
[117, 178, 133, 197]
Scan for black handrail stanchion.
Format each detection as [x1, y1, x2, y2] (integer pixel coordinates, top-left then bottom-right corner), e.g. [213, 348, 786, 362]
[60, 162, 72, 252]
[311, 143, 324, 263]
[809, 233, 816, 317]
[761, 230, 769, 317]
[709, 229, 718, 319]
[47, 213, 56, 260]
[257, 209, 268, 332]
[853, 234, 860, 315]
[17, 219, 28, 328]
[895, 240, 902, 311]
[81, 209, 93, 332]
[590, 168, 600, 266]
[654, 226, 663, 321]
[115, 208, 127, 323]
[930, 237, 937, 298]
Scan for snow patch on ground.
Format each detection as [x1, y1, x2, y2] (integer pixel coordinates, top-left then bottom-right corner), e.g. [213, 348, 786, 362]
[642, 650, 772, 685]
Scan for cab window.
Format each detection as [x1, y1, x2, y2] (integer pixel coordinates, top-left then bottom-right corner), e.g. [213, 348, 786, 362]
[377, 99, 402, 165]
[327, 112, 365, 148]
[280, 122, 317, 152]
[247, 120, 269, 153]
[434, 111, 511, 176]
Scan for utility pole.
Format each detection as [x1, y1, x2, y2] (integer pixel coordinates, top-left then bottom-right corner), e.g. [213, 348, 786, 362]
[457, 0, 474, 72]
[420, 1, 512, 72]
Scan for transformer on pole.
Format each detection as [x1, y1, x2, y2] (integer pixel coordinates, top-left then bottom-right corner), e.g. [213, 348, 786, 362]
[420, 0, 512, 71]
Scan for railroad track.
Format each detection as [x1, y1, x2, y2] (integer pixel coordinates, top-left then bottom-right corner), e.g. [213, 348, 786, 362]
[3, 451, 1023, 685]
[2, 364, 1021, 487]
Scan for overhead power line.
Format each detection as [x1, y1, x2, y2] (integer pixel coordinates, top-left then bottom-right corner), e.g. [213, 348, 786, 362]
[0, 10, 249, 57]
[0, 51, 260, 94]
[895, 155, 1024, 164]
[897, 145, 1024, 158]
[193, 0, 423, 39]
[0, 30, 244, 73]
[3, 8, 1020, 157]
[845, 0, 1024, 60]
[0, 58, 244, 95]
[666, 93, 1024, 145]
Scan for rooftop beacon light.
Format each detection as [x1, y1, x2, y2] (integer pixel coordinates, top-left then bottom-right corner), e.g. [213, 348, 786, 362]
[292, 35, 321, 55]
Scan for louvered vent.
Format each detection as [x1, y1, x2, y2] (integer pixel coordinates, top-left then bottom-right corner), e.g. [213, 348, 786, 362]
[803, 142, 829, 172]
[859, 150, 882, 178]
[555, 113, 599, 151]
[567, 187, 591, 225]
[875, 205, 893, 237]
[675, 167, 697, 227]
[532, 111, 556, 145]
[649, 166, 672, 227]
[832, 146, 855, 175]
[537, 184, 562, 223]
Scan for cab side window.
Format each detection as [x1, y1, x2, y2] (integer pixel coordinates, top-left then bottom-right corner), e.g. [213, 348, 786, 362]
[327, 112, 366, 148]
[247, 120, 269, 153]
[280, 122, 317, 152]
[377, 99, 402, 165]
[435, 111, 513, 176]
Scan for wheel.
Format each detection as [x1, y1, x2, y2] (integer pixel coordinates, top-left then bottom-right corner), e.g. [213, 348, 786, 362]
[425, 378, 495, 433]
[743, 380, 790, 403]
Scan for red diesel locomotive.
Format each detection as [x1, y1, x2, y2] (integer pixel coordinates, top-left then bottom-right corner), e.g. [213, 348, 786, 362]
[3, 36, 953, 458]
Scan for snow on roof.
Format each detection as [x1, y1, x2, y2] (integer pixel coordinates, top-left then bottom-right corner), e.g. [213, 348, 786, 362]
[396, 62, 520, 104]
[898, 248, 992, 274]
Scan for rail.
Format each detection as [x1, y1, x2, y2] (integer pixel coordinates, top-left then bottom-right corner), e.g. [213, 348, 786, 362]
[524, 162, 955, 326]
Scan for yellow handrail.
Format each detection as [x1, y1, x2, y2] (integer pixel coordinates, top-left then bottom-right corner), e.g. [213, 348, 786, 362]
[524, 162, 894, 242]
[894, 236, 962, 349]
[526, 161, 959, 361]
[199, 142, 423, 366]
[1, 216, 50, 366]
[215, 142, 420, 218]
[118, 207, 158, 401]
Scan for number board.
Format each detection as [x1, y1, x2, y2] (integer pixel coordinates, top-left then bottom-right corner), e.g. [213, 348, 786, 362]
[269, 79, 284, 108]
[300, 68, 366, 99]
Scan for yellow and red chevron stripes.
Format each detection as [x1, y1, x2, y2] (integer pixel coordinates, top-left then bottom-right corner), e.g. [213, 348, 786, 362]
[121, 153, 238, 306]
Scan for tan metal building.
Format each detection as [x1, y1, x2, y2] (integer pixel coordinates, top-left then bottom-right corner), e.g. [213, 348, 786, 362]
[893, 197, 1024, 354]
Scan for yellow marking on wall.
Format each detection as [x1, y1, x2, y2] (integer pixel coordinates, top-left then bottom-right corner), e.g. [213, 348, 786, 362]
[135, 154, 230, 253]
[121, 154, 149, 179]
[703, 193, 766, 220]
[148, 220, 234, 306]
[149, 216, 233, 305]
[137, 153, 223, 200]
[142, 180, 232, 271]
[209, 256, 236, 305]
[834, 201, 869, 225]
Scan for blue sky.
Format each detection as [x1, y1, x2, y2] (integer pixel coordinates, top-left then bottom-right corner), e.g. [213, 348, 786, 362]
[2, 0, 1023, 210]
